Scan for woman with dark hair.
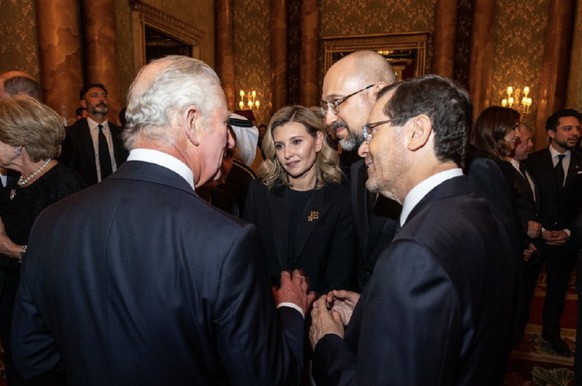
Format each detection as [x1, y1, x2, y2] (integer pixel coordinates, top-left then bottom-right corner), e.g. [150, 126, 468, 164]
[243, 105, 355, 295]
[0, 96, 84, 385]
[468, 105, 533, 345]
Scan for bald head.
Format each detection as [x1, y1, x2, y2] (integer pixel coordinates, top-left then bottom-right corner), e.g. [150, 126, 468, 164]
[322, 50, 397, 151]
[0, 71, 41, 100]
[325, 50, 397, 90]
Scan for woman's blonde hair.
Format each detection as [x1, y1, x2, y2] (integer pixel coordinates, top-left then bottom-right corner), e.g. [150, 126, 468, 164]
[0, 95, 65, 161]
[259, 105, 342, 189]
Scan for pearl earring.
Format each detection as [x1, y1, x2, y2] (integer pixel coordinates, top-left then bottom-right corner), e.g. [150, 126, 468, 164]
[14, 146, 22, 156]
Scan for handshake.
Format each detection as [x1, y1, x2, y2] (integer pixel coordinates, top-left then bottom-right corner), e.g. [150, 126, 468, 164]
[273, 270, 360, 351]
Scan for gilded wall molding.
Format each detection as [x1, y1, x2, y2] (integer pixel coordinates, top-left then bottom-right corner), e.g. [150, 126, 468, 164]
[130, 0, 205, 71]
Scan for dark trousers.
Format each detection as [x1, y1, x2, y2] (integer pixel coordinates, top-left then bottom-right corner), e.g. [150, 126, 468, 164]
[541, 244, 578, 339]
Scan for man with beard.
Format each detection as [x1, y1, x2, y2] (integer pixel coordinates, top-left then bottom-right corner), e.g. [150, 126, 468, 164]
[320, 50, 400, 290]
[60, 83, 128, 185]
[309, 75, 515, 386]
[525, 109, 582, 357]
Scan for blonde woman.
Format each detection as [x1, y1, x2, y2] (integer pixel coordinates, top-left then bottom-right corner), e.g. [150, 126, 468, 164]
[243, 105, 355, 295]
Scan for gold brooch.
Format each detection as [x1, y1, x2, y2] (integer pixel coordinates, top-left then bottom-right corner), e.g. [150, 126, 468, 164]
[307, 211, 319, 222]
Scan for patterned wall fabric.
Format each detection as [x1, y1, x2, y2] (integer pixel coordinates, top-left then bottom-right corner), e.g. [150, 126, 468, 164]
[318, 0, 436, 99]
[288, 0, 301, 106]
[492, 0, 549, 126]
[567, 0, 582, 109]
[233, 0, 271, 125]
[0, 0, 39, 77]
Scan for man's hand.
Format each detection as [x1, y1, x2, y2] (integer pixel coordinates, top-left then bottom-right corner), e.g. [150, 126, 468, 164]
[542, 229, 569, 246]
[274, 270, 316, 315]
[309, 295, 344, 350]
[522, 243, 537, 261]
[527, 220, 542, 239]
[325, 289, 360, 326]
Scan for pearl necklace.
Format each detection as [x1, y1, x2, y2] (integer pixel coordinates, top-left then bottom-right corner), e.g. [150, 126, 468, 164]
[17, 159, 52, 187]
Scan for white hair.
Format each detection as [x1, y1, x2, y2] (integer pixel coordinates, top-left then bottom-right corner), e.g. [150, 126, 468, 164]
[123, 55, 224, 149]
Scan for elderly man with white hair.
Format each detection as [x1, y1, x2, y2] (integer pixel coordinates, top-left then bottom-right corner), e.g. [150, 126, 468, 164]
[11, 55, 314, 386]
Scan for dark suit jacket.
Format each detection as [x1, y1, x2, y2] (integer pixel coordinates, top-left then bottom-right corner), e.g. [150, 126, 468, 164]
[526, 148, 582, 237]
[12, 161, 305, 386]
[350, 160, 400, 290]
[244, 180, 355, 295]
[498, 160, 541, 249]
[59, 118, 128, 186]
[312, 176, 514, 386]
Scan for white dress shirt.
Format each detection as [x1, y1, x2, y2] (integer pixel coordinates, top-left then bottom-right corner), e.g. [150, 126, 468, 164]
[127, 148, 195, 191]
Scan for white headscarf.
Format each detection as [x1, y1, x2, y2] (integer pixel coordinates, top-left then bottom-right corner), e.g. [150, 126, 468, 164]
[228, 113, 259, 166]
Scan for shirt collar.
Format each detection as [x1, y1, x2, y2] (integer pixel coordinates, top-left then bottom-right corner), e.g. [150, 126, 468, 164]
[400, 168, 464, 226]
[549, 144, 570, 159]
[87, 117, 108, 130]
[127, 148, 195, 191]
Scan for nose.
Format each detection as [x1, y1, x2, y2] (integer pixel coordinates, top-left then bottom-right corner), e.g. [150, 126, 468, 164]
[323, 108, 337, 127]
[358, 141, 369, 158]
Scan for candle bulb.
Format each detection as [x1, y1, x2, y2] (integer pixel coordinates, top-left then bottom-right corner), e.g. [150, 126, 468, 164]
[240, 90, 245, 98]
[523, 86, 529, 96]
[239, 101, 244, 109]
[252, 90, 256, 98]
[255, 100, 260, 109]
[507, 86, 513, 95]
[502, 99, 507, 107]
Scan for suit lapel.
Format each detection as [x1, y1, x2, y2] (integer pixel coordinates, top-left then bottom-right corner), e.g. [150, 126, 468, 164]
[563, 152, 582, 192]
[293, 187, 331, 263]
[351, 161, 370, 257]
[79, 120, 96, 161]
[267, 186, 290, 269]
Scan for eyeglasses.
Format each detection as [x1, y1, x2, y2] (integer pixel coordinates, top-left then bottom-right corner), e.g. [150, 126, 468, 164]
[362, 119, 394, 143]
[320, 84, 374, 116]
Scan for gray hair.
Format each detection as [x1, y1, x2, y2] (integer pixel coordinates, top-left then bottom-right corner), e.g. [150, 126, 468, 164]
[3, 76, 41, 100]
[123, 56, 224, 149]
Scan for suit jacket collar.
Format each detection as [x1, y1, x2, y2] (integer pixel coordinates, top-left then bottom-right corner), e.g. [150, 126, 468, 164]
[268, 185, 331, 268]
[405, 175, 469, 227]
[351, 160, 370, 256]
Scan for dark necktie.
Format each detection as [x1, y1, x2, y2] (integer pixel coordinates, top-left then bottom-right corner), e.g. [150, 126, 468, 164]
[555, 154, 565, 190]
[98, 124, 113, 179]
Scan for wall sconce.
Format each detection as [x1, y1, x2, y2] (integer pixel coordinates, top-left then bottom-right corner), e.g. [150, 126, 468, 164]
[239, 90, 260, 110]
[501, 86, 533, 118]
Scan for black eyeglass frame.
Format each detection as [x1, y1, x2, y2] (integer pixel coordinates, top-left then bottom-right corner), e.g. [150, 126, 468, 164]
[320, 84, 374, 116]
[362, 119, 394, 143]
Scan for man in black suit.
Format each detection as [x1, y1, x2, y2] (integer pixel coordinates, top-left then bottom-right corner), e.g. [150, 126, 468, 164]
[321, 50, 400, 290]
[508, 123, 543, 339]
[11, 56, 315, 386]
[59, 83, 128, 185]
[526, 109, 582, 357]
[310, 75, 514, 385]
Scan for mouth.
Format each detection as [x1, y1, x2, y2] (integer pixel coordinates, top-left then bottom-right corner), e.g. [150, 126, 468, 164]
[286, 160, 299, 168]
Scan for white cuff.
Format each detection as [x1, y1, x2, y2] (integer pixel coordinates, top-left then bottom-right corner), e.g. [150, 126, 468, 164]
[277, 302, 305, 319]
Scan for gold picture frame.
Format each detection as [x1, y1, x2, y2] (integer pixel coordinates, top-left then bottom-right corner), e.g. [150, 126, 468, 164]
[322, 32, 429, 81]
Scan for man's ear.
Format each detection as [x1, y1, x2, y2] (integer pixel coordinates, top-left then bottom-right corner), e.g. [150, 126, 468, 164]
[80, 99, 87, 109]
[407, 114, 432, 151]
[184, 106, 201, 146]
[370, 82, 387, 101]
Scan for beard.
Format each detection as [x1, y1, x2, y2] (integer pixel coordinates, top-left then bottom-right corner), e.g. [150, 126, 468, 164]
[89, 103, 109, 115]
[329, 120, 363, 152]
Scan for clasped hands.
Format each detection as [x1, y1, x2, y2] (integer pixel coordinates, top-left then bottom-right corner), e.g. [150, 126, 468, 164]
[542, 229, 569, 246]
[309, 290, 360, 350]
